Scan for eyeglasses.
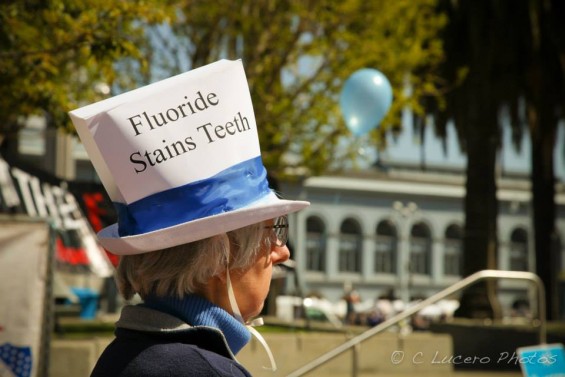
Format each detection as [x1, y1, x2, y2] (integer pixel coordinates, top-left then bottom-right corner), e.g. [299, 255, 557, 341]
[265, 215, 289, 246]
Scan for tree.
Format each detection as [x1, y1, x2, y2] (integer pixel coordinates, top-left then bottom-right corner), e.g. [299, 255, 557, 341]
[0, 0, 173, 155]
[0, 0, 447, 179]
[427, 0, 565, 319]
[146, 0, 446, 176]
[519, 0, 565, 320]
[423, 0, 512, 318]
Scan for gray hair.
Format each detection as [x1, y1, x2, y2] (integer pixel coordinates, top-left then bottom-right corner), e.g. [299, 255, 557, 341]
[116, 221, 274, 300]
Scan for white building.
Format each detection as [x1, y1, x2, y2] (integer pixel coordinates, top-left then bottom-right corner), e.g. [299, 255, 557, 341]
[281, 167, 565, 318]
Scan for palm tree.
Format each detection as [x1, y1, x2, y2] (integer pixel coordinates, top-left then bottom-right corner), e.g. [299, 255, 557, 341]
[428, 0, 565, 319]
[520, 0, 565, 320]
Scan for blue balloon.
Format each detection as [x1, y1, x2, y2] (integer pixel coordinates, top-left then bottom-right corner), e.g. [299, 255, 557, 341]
[340, 68, 393, 136]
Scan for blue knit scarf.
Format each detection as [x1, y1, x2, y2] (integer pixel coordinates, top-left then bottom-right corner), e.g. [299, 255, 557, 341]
[143, 294, 251, 355]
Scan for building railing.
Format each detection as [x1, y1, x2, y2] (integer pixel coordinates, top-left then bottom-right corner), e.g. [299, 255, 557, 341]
[286, 269, 546, 377]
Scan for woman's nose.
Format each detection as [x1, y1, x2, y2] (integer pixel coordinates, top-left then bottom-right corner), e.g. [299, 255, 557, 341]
[272, 244, 290, 265]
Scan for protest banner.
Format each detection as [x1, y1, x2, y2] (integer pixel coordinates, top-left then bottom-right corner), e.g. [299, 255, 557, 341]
[0, 217, 55, 377]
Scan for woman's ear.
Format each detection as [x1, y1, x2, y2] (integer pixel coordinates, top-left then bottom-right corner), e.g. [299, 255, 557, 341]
[215, 268, 228, 283]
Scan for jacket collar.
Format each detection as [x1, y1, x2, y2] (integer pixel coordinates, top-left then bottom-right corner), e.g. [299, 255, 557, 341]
[115, 305, 238, 359]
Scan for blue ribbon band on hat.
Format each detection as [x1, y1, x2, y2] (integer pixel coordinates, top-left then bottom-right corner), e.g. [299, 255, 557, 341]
[114, 156, 271, 237]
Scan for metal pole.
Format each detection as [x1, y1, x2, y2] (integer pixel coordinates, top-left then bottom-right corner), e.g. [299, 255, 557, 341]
[286, 270, 546, 377]
[352, 342, 359, 377]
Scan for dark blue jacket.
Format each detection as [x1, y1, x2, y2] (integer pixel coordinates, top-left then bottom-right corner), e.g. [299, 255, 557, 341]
[90, 306, 252, 377]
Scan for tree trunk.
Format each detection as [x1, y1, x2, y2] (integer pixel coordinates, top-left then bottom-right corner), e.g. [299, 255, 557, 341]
[456, 132, 501, 318]
[526, 0, 561, 321]
[529, 105, 558, 320]
[455, 80, 502, 319]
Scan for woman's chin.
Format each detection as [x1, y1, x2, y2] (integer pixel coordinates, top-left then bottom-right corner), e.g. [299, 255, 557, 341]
[244, 303, 265, 322]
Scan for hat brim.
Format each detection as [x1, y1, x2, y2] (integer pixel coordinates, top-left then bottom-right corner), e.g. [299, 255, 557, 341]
[97, 195, 309, 255]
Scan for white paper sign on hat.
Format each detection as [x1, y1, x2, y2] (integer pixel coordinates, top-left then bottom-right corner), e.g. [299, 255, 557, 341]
[69, 59, 309, 255]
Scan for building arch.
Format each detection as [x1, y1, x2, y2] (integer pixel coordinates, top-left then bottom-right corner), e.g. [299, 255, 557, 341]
[410, 221, 432, 275]
[444, 223, 463, 276]
[375, 219, 398, 274]
[305, 215, 327, 272]
[509, 227, 528, 271]
[338, 217, 363, 273]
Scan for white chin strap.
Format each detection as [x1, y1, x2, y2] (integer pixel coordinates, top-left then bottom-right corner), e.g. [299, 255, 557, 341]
[226, 269, 277, 371]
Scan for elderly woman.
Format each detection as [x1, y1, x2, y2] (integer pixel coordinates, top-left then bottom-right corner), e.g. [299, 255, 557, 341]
[91, 216, 290, 376]
[69, 60, 309, 376]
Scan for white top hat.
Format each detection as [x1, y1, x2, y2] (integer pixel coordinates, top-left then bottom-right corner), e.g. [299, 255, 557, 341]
[69, 59, 309, 255]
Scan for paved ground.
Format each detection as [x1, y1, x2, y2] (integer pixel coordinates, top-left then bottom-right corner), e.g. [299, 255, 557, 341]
[325, 373, 521, 377]
[55, 315, 529, 377]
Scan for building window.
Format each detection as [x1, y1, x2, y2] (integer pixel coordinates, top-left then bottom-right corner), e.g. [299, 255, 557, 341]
[509, 228, 528, 271]
[444, 224, 463, 276]
[410, 222, 432, 275]
[375, 220, 397, 273]
[306, 216, 326, 272]
[18, 115, 46, 157]
[339, 218, 362, 273]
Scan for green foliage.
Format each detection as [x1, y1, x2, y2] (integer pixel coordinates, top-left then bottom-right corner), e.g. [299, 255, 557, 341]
[0, 0, 446, 176]
[0, 0, 173, 136]
[149, 0, 446, 176]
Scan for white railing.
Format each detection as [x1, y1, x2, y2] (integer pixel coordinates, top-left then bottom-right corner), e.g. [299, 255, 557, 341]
[286, 270, 546, 377]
